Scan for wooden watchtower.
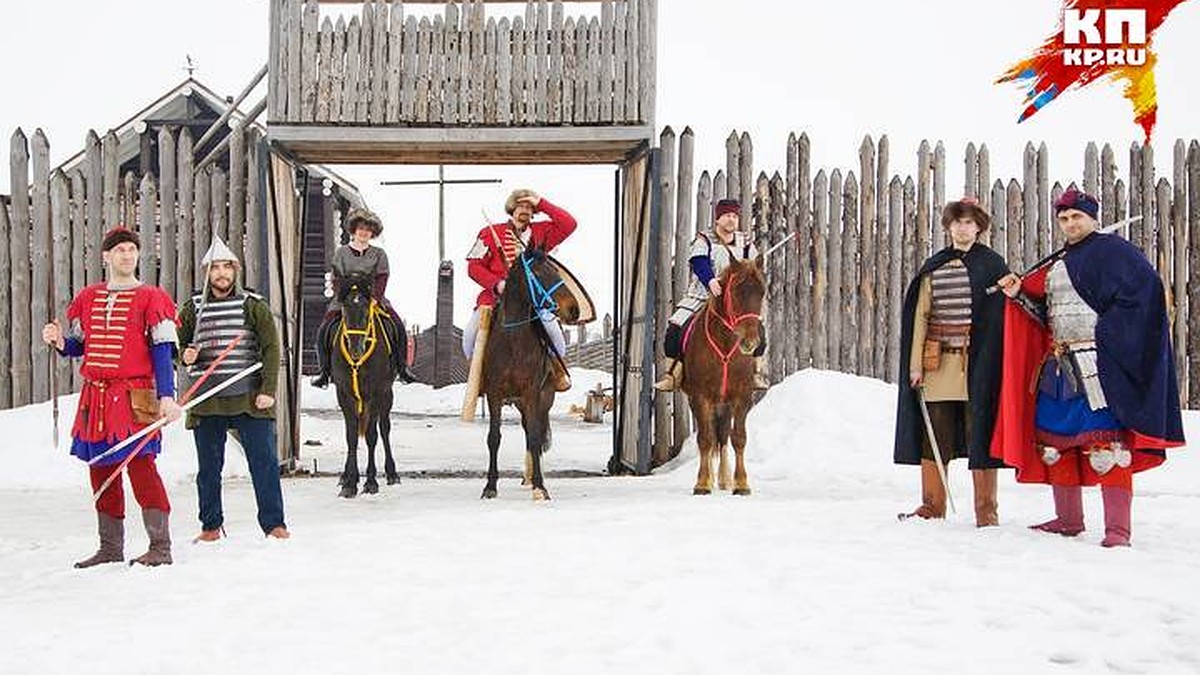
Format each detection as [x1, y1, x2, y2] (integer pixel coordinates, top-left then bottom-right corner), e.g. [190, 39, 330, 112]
[266, 0, 655, 164]
[265, 0, 661, 474]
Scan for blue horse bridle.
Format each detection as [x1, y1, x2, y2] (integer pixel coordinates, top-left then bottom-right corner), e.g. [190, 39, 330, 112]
[502, 251, 564, 329]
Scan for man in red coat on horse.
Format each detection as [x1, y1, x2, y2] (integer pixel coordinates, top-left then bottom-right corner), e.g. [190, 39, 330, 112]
[462, 189, 577, 391]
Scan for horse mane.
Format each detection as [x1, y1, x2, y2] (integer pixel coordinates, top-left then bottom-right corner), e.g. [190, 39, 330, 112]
[338, 272, 373, 301]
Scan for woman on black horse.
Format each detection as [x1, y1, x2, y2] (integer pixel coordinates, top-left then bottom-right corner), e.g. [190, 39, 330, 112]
[311, 208, 412, 388]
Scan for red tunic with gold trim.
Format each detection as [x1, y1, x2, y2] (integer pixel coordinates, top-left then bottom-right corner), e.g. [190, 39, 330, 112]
[65, 283, 178, 465]
[466, 199, 577, 308]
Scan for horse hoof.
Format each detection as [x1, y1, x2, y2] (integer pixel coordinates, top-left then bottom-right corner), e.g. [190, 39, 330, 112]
[481, 487, 498, 499]
[733, 487, 752, 496]
[339, 485, 358, 499]
[693, 487, 712, 496]
[532, 488, 550, 501]
[363, 481, 379, 495]
[386, 475, 401, 486]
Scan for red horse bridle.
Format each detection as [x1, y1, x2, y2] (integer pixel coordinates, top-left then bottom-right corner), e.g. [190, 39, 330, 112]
[702, 271, 761, 399]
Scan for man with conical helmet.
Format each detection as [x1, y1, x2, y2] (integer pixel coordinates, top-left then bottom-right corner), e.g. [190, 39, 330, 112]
[178, 235, 289, 543]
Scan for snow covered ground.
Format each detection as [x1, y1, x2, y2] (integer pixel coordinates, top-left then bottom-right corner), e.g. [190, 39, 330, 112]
[1, 369, 1198, 674]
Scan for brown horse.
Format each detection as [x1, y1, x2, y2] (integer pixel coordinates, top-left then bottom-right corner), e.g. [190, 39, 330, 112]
[480, 245, 580, 501]
[680, 258, 767, 495]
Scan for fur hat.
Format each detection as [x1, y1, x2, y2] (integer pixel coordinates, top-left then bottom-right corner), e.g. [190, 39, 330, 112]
[101, 226, 140, 251]
[941, 197, 991, 232]
[505, 189, 539, 215]
[714, 199, 741, 219]
[343, 208, 383, 237]
[1054, 187, 1099, 220]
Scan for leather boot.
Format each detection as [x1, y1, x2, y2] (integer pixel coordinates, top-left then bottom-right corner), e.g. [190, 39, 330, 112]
[1030, 485, 1085, 536]
[551, 358, 571, 393]
[901, 459, 947, 519]
[311, 317, 334, 389]
[1100, 486, 1132, 548]
[653, 359, 684, 392]
[74, 513, 124, 568]
[130, 509, 173, 566]
[972, 469, 999, 527]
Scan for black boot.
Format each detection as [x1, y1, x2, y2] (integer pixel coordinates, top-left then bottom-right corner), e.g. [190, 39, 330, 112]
[311, 315, 334, 389]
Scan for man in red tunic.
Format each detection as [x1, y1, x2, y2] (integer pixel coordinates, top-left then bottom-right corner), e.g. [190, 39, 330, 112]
[43, 227, 182, 567]
[463, 189, 577, 391]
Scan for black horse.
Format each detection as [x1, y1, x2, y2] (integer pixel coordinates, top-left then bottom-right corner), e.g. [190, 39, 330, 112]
[480, 246, 580, 501]
[330, 274, 402, 498]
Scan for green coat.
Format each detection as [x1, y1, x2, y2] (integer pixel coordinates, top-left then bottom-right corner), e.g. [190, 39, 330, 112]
[177, 291, 280, 429]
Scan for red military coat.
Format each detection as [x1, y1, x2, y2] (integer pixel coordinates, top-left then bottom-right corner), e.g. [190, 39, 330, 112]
[67, 283, 177, 445]
[466, 199, 577, 308]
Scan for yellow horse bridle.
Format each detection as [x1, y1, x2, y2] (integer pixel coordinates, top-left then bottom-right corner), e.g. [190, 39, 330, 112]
[337, 300, 394, 415]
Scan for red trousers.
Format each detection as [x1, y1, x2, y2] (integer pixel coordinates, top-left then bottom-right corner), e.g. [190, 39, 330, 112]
[1045, 447, 1134, 489]
[89, 454, 171, 518]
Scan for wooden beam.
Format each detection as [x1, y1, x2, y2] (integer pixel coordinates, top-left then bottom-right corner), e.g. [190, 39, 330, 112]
[267, 123, 652, 164]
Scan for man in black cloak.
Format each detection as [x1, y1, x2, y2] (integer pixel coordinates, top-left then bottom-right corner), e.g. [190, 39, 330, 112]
[894, 197, 1011, 526]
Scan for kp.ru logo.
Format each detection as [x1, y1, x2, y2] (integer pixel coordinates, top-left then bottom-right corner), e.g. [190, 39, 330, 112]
[996, 0, 1193, 141]
[1062, 8, 1147, 66]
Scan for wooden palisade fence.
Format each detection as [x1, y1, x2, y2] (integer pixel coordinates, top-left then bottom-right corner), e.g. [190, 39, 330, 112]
[649, 127, 1200, 465]
[2, 124, 271, 411]
[270, 0, 655, 127]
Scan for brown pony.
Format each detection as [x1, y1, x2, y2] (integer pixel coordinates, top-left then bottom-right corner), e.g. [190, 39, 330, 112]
[480, 245, 580, 501]
[680, 257, 767, 495]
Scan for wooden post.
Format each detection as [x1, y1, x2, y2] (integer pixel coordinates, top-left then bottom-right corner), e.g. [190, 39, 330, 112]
[194, 167, 212, 290]
[51, 170, 73, 391]
[1141, 142, 1156, 258]
[1051, 181, 1065, 250]
[102, 131, 119, 230]
[158, 127, 177, 300]
[933, 142, 945, 249]
[797, 132, 812, 371]
[612, 1, 626, 123]
[1115, 178, 1128, 223]
[673, 126, 694, 449]
[875, 134, 890, 377]
[739, 132, 753, 236]
[725, 131, 739, 206]
[785, 133, 801, 372]
[317, 17, 334, 122]
[964, 142, 978, 198]
[370, 0, 388, 125]
[653, 127, 674, 464]
[1188, 140, 1200, 408]
[812, 169, 829, 370]
[344, 15, 362, 122]
[211, 166, 228, 243]
[1038, 142, 1050, 258]
[229, 129, 247, 263]
[768, 172, 787, 382]
[1170, 141, 1187, 401]
[0, 199, 11, 407]
[84, 131, 103, 286]
[9, 129, 31, 408]
[178, 128, 196, 305]
[826, 169, 842, 372]
[1007, 178, 1023, 271]
[1129, 142, 1144, 248]
[245, 130, 262, 290]
[887, 176, 903, 383]
[331, 16, 345, 121]
[916, 141, 931, 267]
[1101, 143, 1117, 228]
[138, 173, 158, 284]
[1084, 142, 1099, 196]
[31, 130, 51, 403]
[902, 176, 916, 345]
[697, 170, 712, 235]
[713, 169, 726, 201]
[991, 179, 1006, 264]
[1022, 143, 1038, 267]
[122, 171, 137, 233]
[841, 171, 858, 374]
[858, 136, 875, 378]
[1155, 178, 1172, 335]
[978, 143, 991, 216]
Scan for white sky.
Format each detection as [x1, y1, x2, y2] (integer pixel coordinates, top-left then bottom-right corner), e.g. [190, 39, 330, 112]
[2, 0, 1198, 327]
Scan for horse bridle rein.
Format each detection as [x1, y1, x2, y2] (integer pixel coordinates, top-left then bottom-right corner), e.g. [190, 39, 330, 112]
[338, 295, 393, 415]
[703, 271, 762, 398]
[501, 251, 565, 329]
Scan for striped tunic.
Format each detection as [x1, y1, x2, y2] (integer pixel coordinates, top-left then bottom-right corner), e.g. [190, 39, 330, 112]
[928, 260, 972, 348]
[188, 292, 262, 397]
